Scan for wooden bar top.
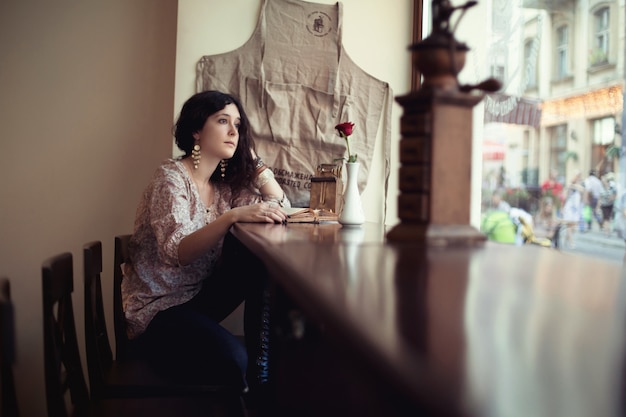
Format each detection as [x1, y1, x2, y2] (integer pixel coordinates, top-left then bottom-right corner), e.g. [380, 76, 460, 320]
[231, 222, 626, 417]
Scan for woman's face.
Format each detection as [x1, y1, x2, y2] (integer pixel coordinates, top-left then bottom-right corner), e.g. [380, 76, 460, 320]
[193, 103, 240, 161]
[543, 201, 553, 213]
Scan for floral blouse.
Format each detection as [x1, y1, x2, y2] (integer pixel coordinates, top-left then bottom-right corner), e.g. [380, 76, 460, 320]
[121, 159, 276, 339]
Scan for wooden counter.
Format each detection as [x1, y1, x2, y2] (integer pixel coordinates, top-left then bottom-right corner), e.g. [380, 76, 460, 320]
[229, 222, 626, 417]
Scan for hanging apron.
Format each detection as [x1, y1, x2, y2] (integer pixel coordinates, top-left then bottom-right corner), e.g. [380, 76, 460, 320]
[197, 0, 392, 208]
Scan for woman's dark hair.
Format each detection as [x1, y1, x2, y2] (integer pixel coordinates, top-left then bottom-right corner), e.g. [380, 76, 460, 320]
[174, 90, 257, 193]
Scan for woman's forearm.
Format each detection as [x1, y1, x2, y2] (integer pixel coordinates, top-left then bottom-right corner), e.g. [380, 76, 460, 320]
[253, 159, 288, 204]
[259, 178, 285, 199]
[177, 211, 236, 266]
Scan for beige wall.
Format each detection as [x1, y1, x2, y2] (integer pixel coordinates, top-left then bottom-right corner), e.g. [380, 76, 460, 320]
[175, 0, 413, 225]
[0, 0, 412, 415]
[0, 1, 178, 415]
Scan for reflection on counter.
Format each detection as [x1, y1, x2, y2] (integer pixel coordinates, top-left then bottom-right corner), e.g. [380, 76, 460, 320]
[464, 253, 626, 417]
[245, 222, 386, 244]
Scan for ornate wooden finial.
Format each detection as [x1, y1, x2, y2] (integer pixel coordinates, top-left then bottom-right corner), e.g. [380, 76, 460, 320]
[431, 0, 477, 35]
[409, 0, 479, 92]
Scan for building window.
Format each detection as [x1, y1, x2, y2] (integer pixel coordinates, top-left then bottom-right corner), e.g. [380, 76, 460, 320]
[591, 116, 615, 169]
[556, 25, 568, 79]
[550, 124, 567, 179]
[491, 65, 505, 84]
[590, 7, 609, 65]
[491, 0, 511, 34]
[524, 39, 537, 89]
[521, 130, 538, 186]
[489, 42, 507, 85]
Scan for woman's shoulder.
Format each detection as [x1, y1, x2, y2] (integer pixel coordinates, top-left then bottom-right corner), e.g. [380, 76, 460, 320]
[157, 158, 184, 172]
[143, 159, 190, 192]
[152, 159, 186, 179]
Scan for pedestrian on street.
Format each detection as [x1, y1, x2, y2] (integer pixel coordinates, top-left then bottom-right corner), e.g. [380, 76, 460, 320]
[561, 171, 585, 248]
[599, 172, 617, 236]
[583, 169, 603, 231]
[613, 189, 626, 264]
[534, 195, 558, 240]
[541, 169, 564, 214]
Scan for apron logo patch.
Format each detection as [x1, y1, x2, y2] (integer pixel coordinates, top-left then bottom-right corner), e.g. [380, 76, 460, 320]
[307, 11, 332, 37]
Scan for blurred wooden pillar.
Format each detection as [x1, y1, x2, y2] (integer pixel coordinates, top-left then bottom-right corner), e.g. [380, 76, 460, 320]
[387, 0, 493, 246]
[386, 89, 486, 245]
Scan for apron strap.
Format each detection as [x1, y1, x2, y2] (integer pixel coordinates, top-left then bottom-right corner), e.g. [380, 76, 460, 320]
[331, 1, 343, 118]
[258, 0, 268, 108]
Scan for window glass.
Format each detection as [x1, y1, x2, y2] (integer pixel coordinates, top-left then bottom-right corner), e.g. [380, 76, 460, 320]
[591, 116, 616, 170]
[593, 7, 609, 64]
[524, 40, 537, 89]
[556, 25, 568, 79]
[445, 0, 626, 262]
[550, 124, 567, 180]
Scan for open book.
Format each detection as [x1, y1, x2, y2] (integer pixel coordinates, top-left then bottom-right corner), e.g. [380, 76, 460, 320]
[284, 207, 339, 223]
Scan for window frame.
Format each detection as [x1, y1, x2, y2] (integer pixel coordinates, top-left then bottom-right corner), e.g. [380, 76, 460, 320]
[524, 38, 538, 90]
[590, 5, 610, 66]
[550, 124, 568, 180]
[555, 24, 569, 80]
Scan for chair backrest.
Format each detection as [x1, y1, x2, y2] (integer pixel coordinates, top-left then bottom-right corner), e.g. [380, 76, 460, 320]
[113, 235, 131, 360]
[83, 241, 114, 400]
[42, 252, 90, 417]
[0, 277, 19, 417]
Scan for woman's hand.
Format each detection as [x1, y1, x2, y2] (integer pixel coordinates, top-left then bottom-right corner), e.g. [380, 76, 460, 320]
[232, 201, 288, 224]
[179, 200, 286, 265]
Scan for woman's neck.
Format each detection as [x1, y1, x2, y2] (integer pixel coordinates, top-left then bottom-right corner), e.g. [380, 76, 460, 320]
[181, 158, 218, 204]
[182, 157, 217, 183]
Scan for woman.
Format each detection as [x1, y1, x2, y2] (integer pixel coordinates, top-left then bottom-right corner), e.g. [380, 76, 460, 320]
[561, 171, 584, 248]
[534, 196, 557, 239]
[121, 90, 290, 408]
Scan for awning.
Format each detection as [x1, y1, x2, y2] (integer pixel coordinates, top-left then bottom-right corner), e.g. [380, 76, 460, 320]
[484, 93, 542, 129]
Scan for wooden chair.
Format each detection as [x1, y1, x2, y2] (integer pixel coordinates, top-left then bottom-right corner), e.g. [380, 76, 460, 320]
[0, 277, 19, 417]
[95, 238, 250, 414]
[44, 251, 242, 417]
[84, 240, 167, 399]
[112, 234, 131, 361]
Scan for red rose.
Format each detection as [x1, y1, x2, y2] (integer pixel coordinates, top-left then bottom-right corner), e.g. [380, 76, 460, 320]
[335, 122, 355, 137]
[335, 121, 357, 163]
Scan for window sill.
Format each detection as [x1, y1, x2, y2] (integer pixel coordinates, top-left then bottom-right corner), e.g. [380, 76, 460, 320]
[524, 85, 538, 94]
[550, 75, 574, 85]
[587, 61, 616, 74]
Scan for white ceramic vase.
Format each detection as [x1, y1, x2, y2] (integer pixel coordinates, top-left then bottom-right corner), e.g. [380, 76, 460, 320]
[338, 162, 365, 226]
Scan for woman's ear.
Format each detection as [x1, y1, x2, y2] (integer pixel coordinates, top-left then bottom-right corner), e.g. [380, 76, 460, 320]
[192, 132, 199, 141]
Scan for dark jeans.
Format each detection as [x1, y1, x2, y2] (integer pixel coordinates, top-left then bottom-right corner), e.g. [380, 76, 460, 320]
[129, 234, 269, 403]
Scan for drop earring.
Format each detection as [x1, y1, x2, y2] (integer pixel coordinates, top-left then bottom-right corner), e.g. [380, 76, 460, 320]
[220, 160, 228, 178]
[191, 144, 201, 169]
